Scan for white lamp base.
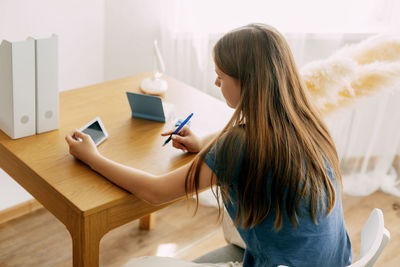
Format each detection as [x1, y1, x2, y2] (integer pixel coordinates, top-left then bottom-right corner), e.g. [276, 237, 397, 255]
[140, 77, 168, 95]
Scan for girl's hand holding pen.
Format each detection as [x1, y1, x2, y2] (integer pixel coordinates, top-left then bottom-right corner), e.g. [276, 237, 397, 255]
[161, 125, 202, 153]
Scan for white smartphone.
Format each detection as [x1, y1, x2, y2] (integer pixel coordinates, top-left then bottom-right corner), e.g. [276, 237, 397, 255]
[78, 117, 108, 146]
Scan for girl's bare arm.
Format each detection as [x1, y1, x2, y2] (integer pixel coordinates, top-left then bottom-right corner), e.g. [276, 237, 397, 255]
[66, 130, 216, 205]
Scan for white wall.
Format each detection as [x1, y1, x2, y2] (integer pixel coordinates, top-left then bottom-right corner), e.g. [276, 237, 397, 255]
[0, 0, 105, 92]
[0, 0, 105, 210]
[104, 0, 163, 81]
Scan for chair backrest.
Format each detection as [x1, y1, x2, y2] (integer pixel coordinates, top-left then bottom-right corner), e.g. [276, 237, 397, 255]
[347, 208, 390, 267]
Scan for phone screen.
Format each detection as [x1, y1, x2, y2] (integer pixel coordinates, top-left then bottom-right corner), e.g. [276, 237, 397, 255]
[82, 121, 105, 145]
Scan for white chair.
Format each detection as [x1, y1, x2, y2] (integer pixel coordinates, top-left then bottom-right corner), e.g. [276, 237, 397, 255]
[278, 208, 390, 267]
[347, 208, 391, 267]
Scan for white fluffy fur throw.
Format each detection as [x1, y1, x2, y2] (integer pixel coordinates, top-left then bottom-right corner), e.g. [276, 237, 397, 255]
[301, 35, 400, 114]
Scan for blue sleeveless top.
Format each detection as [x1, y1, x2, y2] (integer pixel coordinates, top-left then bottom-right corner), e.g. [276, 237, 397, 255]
[203, 134, 352, 267]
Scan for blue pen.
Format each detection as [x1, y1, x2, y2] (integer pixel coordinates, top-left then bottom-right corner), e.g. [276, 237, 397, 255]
[163, 113, 194, 146]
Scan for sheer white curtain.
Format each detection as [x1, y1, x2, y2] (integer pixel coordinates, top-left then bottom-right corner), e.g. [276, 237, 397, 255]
[326, 92, 400, 197]
[160, 0, 399, 87]
[159, 0, 400, 198]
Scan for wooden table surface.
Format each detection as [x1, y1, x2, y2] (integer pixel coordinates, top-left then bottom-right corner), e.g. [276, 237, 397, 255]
[0, 73, 232, 266]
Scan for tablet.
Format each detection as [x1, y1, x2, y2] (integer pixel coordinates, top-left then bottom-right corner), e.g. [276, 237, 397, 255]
[79, 117, 108, 146]
[126, 92, 170, 122]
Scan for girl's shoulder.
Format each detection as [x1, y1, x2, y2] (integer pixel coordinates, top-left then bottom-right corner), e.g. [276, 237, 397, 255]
[220, 124, 246, 143]
[205, 126, 246, 166]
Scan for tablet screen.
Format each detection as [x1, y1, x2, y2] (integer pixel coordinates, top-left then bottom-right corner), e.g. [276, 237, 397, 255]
[82, 121, 105, 145]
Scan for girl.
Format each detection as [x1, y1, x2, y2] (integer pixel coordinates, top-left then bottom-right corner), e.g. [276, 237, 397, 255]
[66, 23, 352, 266]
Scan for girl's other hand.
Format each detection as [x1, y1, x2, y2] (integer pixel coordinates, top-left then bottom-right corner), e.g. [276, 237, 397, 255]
[161, 125, 202, 153]
[65, 130, 100, 166]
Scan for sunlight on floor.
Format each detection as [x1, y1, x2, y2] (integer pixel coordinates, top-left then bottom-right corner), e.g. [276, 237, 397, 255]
[156, 243, 177, 257]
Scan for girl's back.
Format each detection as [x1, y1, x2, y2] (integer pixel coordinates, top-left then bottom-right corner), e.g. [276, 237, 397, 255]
[203, 129, 352, 266]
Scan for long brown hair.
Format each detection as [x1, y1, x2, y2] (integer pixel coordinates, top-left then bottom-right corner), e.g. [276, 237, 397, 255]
[185, 23, 341, 230]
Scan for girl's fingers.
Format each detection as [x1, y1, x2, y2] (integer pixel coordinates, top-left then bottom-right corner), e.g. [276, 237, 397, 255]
[171, 135, 189, 152]
[172, 140, 187, 152]
[161, 129, 183, 136]
[66, 130, 82, 144]
[161, 125, 190, 136]
[65, 134, 75, 145]
[161, 131, 174, 136]
[172, 134, 188, 144]
[73, 130, 89, 140]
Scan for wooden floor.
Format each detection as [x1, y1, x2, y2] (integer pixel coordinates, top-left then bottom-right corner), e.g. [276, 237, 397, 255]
[0, 191, 399, 266]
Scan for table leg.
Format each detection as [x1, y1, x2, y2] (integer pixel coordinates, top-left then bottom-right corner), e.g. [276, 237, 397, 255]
[68, 212, 107, 267]
[139, 213, 156, 230]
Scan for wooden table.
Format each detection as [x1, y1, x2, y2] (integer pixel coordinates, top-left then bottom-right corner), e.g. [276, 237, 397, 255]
[0, 74, 232, 266]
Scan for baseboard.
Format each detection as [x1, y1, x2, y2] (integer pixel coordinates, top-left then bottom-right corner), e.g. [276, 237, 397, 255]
[0, 199, 42, 225]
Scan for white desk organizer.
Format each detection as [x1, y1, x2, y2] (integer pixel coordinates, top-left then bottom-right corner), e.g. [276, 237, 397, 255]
[34, 34, 59, 134]
[0, 35, 59, 139]
[0, 38, 36, 139]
